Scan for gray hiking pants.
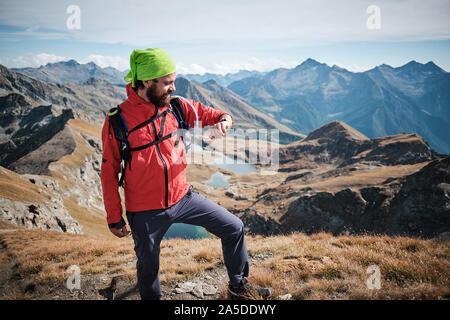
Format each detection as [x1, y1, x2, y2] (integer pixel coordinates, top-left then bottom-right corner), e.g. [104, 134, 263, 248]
[126, 186, 249, 300]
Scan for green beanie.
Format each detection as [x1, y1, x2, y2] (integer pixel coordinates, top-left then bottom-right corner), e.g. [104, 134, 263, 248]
[124, 48, 176, 87]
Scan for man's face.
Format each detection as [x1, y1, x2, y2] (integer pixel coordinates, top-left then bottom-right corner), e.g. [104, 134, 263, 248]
[145, 73, 176, 108]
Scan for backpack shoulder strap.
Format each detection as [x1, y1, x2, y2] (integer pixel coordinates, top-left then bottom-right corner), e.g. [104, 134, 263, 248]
[107, 106, 131, 187]
[170, 97, 190, 130]
[108, 106, 128, 143]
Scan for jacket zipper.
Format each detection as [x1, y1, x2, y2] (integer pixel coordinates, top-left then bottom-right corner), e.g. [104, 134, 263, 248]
[151, 121, 169, 208]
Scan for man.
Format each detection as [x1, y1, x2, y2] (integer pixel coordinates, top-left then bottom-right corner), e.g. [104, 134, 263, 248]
[100, 48, 271, 300]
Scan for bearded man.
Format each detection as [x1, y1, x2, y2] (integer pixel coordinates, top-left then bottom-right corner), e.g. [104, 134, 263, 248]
[100, 48, 271, 300]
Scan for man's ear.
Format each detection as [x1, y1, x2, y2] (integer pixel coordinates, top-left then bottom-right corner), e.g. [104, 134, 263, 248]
[143, 80, 151, 88]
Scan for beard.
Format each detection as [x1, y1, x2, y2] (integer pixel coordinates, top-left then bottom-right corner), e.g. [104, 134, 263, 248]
[146, 84, 170, 108]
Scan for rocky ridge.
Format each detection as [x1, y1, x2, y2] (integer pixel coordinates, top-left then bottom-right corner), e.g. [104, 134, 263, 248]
[234, 121, 449, 238]
[0, 92, 76, 174]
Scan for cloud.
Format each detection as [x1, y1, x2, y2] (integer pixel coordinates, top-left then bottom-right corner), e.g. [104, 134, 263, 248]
[0, 53, 70, 68]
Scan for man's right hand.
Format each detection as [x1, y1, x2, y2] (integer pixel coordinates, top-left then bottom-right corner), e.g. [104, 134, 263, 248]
[109, 225, 131, 238]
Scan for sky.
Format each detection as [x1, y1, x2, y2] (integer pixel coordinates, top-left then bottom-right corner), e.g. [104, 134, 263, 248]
[0, 0, 449, 74]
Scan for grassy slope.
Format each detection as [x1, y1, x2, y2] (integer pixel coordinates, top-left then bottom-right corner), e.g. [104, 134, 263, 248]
[0, 229, 448, 300]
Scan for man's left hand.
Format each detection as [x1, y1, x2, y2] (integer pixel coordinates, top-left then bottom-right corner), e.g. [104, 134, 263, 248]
[210, 115, 232, 139]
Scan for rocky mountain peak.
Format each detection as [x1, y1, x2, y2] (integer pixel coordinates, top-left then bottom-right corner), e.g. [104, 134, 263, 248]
[376, 63, 394, 70]
[59, 59, 79, 67]
[298, 58, 323, 68]
[399, 60, 445, 75]
[303, 120, 370, 143]
[424, 61, 446, 73]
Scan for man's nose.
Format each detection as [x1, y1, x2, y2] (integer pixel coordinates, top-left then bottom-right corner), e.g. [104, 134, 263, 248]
[169, 83, 175, 93]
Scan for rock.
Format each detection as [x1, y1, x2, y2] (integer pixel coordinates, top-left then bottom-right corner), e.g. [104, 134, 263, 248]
[383, 177, 397, 184]
[250, 252, 273, 262]
[0, 197, 82, 234]
[225, 191, 234, 198]
[202, 284, 217, 296]
[279, 293, 292, 300]
[173, 281, 217, 298]
[284, 171, 313, 183]
[23, 174, 61, 191]
[174, 281, 196, 294]
[241, 212, 282, 236]
[192, 284, 204, 299]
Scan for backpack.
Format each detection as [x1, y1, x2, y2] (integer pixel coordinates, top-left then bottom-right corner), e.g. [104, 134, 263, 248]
[107, 97, 190, 187]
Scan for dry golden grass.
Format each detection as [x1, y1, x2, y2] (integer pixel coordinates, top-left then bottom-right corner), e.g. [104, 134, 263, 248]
[68, 119, 101, 139]
[159, 238, 223, 284]
[0, 229, 135, 285]
[242, 232, 449, 300]
[376, 133, 426, 147]
[0, 167, 50, 204]
[50, 132, 95, 172]
[0, 229, 448, 300]
[0, 229, 223, 286]
[0, 219, 20, 230]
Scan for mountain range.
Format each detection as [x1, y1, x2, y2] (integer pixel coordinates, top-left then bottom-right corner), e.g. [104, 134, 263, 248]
[12, 59, 128, 86]
[180, 70, 267, 87]
[226, 58, 450, 154]
[11, 58, 449, 154]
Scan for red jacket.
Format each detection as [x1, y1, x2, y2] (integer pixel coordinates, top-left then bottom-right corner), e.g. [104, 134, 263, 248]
[101, 83, 230, 227]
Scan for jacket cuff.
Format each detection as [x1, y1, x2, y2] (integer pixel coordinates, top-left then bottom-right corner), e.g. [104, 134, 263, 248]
[108, 217, 126, 229]
[218, 113, 233, 124]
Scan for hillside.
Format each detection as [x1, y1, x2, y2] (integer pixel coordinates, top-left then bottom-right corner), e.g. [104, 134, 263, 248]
[0, 64, 126, 124]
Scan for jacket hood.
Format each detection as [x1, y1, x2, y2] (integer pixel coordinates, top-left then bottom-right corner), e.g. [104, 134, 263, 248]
[125, 82, 149, 106]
